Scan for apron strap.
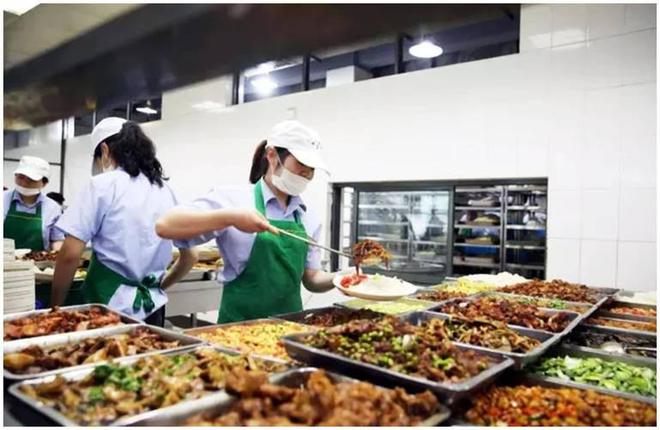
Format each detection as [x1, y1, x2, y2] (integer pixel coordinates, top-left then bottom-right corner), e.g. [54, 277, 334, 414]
[254, 180, 303, 225]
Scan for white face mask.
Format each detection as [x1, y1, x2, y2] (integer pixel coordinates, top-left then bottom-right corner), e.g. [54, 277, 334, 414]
[15, 183, 41, 196]
[271, 158, 310, 196]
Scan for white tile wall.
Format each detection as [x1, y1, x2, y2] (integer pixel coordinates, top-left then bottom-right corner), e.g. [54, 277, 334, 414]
[580, 239, 618, 287]
[552, 4, 588, 46]
[617, 241, 656, 291]
[618, 188, 656, 242]
[623, 3, 657, 33]
[547, 190, 582, 238]
[546, 238, 581, 281]
[587, 4, 625, 40]
[580, 189, 620, 240]
[620, 29, 657, 85]
[520, 4, 553, 51]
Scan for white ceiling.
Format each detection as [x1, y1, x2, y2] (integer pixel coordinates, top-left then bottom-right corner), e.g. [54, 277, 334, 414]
[4, 4, 138, 69]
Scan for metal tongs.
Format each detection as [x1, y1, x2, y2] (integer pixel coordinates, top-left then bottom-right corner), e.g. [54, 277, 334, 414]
[600, 341, 657, 355]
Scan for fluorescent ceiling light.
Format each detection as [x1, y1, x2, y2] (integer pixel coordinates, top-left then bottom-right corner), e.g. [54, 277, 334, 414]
[136, 106, 158, 115]
[409, 40, 443, 59]
[251, 75, 278, 95]
[4, 1, 39, 15]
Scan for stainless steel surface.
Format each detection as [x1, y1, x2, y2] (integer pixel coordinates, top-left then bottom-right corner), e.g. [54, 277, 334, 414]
[280, 332, 514, 404]
[581, 316, 656, 336]
[8, 345, 284, 426]
[525, 345, 656, 404]
[277, 228, 353, 259]
[3, 324, 204, 380]
[401, 311, 558, 369]
[126, 367, 452, 426]
[270, 306, 382, 327]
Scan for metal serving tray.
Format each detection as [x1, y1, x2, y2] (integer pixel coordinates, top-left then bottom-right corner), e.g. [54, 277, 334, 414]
[562, 325, 657, 364]
[581, 315, 657, 336]
[3, 303, 142, 343]
[428, 295, 582, 335]
[270, 306, 384, 327]
[334, 297, 437, 315]
[525, 345, 656, 404]
[486, 291, 594, 314]
[184, 318, 308, 363]
[596, 301, 657, 323]
[125, 367, 452, 426]
[8, 345, 287, 426]
[400, 311, 558, 369]
[3, 324, 204, 380]
[280, 333, 514, 405]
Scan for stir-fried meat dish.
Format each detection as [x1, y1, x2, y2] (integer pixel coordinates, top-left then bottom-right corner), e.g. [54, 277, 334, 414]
[585, 317, 656, 333]
[352, 239, 391, 272]
[499, 279, 601, 304]
[285, 308, 383, 328]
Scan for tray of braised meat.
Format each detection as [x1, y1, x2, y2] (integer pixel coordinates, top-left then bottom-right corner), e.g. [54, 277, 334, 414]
[126, 367, 451, 426]
[271, 306, 384, 328]
[280, 316, 513, 404]
[487, 292, 594, 315]
[9, 346, 288, 426]
[400, 312, 558, 369]
[564, 326, 657, 361]
[432, 295, 580, 334]
[3, 324, 204, 380]
[597, 301, 657, 322]
[3, 304, 140, 342]
[413, 289, 469, 303]
[456, 373, 657, 426]
[498, 279, 609, 305]
[581, 316, 657, 335]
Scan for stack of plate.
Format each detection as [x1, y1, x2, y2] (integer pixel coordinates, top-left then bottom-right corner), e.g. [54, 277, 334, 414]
[4, 259, 35, 313]
[4, 238, 15, 262]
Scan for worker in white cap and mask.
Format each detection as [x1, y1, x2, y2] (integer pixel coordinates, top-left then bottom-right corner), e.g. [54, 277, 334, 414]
[156, 120, 338, 323]
[3, 156, 64, 251]
[52, 118, 197, 325]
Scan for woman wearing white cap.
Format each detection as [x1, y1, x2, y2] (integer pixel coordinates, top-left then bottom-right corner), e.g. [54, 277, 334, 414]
[156, 120, 337, 323]
[52, 118, 197, 325]
[3, 156, 64, 251]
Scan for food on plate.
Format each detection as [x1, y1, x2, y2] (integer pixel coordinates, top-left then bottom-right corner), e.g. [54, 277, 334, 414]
[531, 355, 656, 398]
[491, 293, 590, 313]
[4, 326, 182, 375]
[465, 385, 657, 426]
[567, 330, 656, 358]
[499, 279, 601, 304]
[4, 306, 122, 341]
[604, 304, 657, 318]
[20, 250, 58, 262]
[424, 317, 541, 353]
[18, 348, 287, 426]
[304, 316, 496, 384]
[437, 296, 573, 333]
[282, 308, 383, 328]
[414, 290, 468, 302]
[342, 297, 434, 315]
[352, 239, 391, 272]
[585, 317, 656, 333]
[190, 321, 308, 360]
[339, 273, 368, 288]
[185, 369, 439, 426]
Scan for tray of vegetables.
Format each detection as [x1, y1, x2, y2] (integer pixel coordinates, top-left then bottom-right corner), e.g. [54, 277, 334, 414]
[527, 346, 656, 403]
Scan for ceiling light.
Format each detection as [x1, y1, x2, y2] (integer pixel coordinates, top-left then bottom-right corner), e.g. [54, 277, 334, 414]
[136, 105, 158, 115]
[409, 40, 443, 59]
[3, 1, 39, 15]
[251, 75, 278, 95]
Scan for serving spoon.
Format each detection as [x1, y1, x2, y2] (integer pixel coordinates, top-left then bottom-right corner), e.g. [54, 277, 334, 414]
[600, 341, 656, 355]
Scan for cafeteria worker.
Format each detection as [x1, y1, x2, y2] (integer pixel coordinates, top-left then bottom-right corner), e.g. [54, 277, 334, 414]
[51, 118, 197, 325]
[156, 120, 337, 323]
[3, 156, 64, 251]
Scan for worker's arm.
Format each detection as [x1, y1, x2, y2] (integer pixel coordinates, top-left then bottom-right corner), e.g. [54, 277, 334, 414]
[302, 269, 336, 293]
[160, 247, 199, 290]
[50, 240, 63, 251]
[51, 236, 86, 306]
[156, 208, 278, 240]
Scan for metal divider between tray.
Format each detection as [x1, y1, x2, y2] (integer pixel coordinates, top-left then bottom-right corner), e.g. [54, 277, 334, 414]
[595, 309, 657, 323]
[560, 343, 657, 367]
[3, 324, 205, 380]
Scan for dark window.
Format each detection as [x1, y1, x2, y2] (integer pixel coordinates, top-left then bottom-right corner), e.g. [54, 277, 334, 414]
[130, 97, 162, 123]
[95, 102, 129, 122]
[241, 59, 303, 103]
[74, 111, 94, 137]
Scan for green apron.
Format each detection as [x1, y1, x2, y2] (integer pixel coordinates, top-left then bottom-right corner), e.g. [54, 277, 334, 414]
[4, 199, 45, 251]
[83, 252, 160, 315]
[218, 182, 308, 323]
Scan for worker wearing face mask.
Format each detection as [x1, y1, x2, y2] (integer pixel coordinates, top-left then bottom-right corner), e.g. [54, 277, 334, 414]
[3, 156, 64, 251]
[156, 120, 340, 323]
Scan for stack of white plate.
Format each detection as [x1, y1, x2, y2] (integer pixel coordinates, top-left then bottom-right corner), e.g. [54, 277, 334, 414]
[4, 238, 15, 262]
[4, 260, 35, 313]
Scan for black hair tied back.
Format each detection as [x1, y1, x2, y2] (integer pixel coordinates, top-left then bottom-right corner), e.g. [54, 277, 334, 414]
[101, 121, 167, 187]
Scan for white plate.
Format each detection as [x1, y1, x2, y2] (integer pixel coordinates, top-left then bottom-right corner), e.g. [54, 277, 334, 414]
[333, 273, 418, 301]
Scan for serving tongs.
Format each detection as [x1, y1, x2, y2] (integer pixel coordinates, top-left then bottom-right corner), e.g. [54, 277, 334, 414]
[600, 341, 657, 355]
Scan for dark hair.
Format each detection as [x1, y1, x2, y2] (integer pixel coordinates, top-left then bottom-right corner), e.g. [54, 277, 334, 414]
[46, 192, 65, 205]
[249, 140, 290, 184]
[94, 121, 167, 187]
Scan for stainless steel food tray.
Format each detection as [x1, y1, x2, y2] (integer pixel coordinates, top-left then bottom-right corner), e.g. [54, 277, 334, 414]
[3, 324, 204, 380]
[487, 291, 594, 314]
[270, 306, 384, 327]
[562, 325, 657, 363]
[400, 311, 558, 369]
[184, 318, 309, 363]
[8, 345, 287, 426]
[280, 333, 514, 405]
[3, 303, 142, 343]
[428, 294, 582, 335]
[334, 297, 437, 315]
[596, 301, 657, 323]
[525, 345, 656, 404]
[581, 315, 657, 336]
[124, 367, 452, 426]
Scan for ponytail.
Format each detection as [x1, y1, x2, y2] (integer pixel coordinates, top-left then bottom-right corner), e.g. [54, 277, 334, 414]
[249, 140, 289, 184]
[97, 121, 167, 187]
